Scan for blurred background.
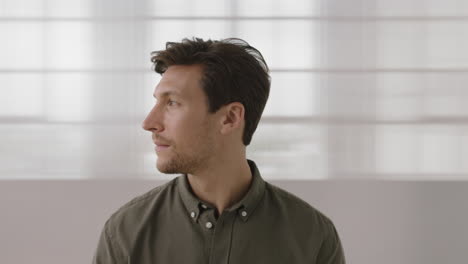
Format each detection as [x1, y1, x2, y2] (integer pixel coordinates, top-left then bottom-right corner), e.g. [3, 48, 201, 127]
[2, 0, 468, 180]
[1, 0, 468, 264]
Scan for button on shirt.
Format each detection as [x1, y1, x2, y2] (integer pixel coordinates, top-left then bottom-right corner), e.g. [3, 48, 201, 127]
[92, 160, 346, 264]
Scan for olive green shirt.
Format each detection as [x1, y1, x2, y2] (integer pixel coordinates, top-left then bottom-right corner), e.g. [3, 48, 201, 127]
[92, 160, 345, 264]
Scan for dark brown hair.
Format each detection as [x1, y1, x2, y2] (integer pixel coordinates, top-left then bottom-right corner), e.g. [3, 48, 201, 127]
[150, 37, 270, 146]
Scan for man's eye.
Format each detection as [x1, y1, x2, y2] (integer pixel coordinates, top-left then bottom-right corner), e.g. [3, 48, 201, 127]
[167, 100, 178, 106]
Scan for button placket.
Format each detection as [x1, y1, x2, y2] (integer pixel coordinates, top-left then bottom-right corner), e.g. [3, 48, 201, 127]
[208, 211, 235, 264]
[198, 208, 217, 231]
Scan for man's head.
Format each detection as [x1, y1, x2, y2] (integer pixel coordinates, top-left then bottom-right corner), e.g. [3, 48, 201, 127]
[142, 38, 270, 174]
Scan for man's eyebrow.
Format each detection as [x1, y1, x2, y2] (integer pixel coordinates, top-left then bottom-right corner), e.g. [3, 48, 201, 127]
[153, 91, 182, 99]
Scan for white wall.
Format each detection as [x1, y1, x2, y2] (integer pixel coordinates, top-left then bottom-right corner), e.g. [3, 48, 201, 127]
[1, 179, 467, 264]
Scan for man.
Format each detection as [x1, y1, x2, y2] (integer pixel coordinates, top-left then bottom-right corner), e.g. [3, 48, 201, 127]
[93, 38, 345, 264]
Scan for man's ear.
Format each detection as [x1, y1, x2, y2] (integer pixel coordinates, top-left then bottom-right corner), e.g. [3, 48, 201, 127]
[220, 102, 245, 135]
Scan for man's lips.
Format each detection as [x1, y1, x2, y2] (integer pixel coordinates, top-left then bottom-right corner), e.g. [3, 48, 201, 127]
[155, 144, 170, 152]
[153, 135, 171, 152]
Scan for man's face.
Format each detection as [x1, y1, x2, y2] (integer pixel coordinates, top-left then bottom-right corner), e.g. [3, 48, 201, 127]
[142, 64, 219, 174]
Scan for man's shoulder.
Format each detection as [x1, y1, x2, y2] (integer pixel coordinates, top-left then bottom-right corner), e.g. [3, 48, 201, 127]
[264, 181, 335, 228]
[105, 177, 179, 230]
[263, 182, 345, 261]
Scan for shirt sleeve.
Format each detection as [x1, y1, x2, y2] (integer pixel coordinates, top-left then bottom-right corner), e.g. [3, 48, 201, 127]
[92, 221, 124, 264]
[315, 220, 346, 264]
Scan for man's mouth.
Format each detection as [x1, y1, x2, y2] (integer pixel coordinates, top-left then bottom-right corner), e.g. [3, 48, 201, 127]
[155, 145, 170, 152]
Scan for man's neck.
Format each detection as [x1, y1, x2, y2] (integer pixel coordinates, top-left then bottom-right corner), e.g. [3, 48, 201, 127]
[187, 157, 252, 215]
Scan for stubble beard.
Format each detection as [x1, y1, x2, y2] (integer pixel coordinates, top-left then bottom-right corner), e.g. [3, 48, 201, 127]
[156, 118, 217, 175]
[156, 140, 214, 175]
[156, 150, 202, 174]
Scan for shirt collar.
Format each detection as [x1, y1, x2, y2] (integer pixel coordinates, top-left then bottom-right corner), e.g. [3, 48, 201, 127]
[177, 159, 266, 223]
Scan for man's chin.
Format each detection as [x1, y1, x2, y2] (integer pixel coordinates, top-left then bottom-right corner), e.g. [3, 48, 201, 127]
[156, 159, 180, 174]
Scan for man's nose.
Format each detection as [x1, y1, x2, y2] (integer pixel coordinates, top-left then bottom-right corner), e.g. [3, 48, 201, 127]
[141, 106, 164, 132]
